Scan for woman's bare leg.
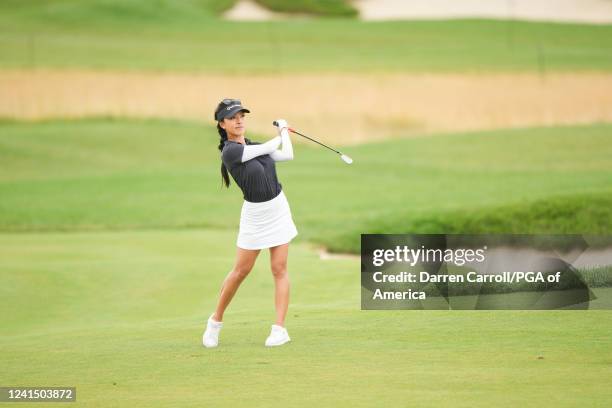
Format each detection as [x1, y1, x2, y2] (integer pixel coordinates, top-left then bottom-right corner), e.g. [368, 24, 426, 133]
[269, 243, 290, 327]
[213, 247, 261, 322]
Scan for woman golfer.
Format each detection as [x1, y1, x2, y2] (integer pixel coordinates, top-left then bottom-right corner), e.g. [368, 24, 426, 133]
[203, 98, 298, 348]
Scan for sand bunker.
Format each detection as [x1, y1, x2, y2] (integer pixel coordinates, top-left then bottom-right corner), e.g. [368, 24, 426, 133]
[355, 0, 612, 23]
[224, 0, 284, 21]
[1, 69, 611, 145]
[224, 0, 612, 24]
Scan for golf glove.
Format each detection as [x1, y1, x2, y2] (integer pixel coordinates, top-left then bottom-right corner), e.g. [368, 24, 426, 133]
[270, 119, 294, 161]
[274, 119, 289, 132]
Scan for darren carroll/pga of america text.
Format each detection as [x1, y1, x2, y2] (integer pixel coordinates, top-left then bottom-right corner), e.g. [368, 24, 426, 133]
[369, 245, 562, 300]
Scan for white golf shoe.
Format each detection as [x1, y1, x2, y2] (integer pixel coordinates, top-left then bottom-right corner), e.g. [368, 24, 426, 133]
[202, 314, 223, 348]
[265, 324, 291, 347]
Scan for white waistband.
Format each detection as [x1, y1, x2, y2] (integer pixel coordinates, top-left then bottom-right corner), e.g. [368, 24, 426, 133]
[243, 189, 285, 208]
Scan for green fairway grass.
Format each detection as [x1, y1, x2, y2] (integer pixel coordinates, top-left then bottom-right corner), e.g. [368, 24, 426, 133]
[1, 229, 611, 406]
[1, 118, 611, 253]
[1, 1, 611, 72]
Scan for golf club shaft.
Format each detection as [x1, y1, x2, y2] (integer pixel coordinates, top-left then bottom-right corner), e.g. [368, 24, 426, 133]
[289, 128, 342, 154]
[272, 121, 341, 154]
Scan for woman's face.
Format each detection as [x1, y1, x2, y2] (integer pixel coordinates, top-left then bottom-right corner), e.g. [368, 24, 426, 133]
[220, 111, 246, 138]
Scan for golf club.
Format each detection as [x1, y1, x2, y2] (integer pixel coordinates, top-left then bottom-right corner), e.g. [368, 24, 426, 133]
[273, 121, 353, 164]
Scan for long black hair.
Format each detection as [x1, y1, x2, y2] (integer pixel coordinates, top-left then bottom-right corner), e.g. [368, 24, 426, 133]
[217, 121, 251, 189]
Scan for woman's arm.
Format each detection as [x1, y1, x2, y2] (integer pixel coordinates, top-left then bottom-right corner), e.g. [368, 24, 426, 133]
[241, 135, 281, 162]
[269, 125, 294, 162]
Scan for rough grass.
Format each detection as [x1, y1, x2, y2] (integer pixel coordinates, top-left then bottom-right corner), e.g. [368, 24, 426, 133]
[578, 265, 612, 287]
[0, 1, 611, 72]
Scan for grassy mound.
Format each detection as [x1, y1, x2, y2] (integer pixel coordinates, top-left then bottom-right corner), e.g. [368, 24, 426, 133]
[323, 190, 612, 253]
[256, 0, 357, 17]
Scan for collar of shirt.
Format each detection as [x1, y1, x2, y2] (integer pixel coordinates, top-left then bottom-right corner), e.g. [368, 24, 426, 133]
[225, 139, 246, 145]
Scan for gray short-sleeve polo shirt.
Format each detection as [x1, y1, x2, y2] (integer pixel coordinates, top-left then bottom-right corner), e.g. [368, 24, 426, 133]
[221, 139, 282, 203]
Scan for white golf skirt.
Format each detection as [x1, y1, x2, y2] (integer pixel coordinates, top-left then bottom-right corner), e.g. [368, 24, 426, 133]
[237, 189, 298, 250]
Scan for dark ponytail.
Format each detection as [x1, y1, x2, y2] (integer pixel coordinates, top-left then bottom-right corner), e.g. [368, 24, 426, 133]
[217, 123, 231, 188]
[218, 123, 253, 188]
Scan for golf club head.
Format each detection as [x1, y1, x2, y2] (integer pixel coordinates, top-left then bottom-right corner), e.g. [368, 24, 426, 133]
[340, 154, 353, 164]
